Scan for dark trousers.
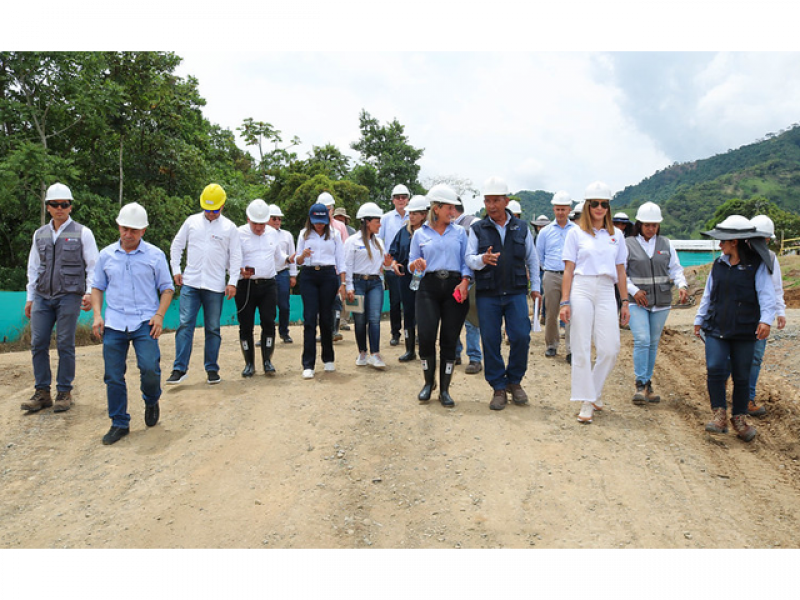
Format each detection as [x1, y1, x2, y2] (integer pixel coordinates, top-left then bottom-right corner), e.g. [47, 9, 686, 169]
[235, 278, 277, 342]
[416, 275, 469, 361]
[705, 335, 756, 416]
[299, 268, 339, 369]
[398, 271, 417, 334]
[275, 270, 291, 338]
[385, 271, 403, 337]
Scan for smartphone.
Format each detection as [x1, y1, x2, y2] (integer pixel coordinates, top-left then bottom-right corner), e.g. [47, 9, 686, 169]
[452, 288, 463, 303]
[244, 266, 255, 275]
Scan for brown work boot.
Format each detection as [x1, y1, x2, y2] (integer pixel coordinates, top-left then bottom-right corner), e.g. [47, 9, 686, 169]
[632, 381, 647, 405]
[21, 389, 52, 412]
[645, 381, 660, 403]
[506, 383, 529, 406]
[731, 414, 757, 442]
[53, 391, 73, 413]
[747, 400, 766, 417]
[705, 407, 728, 434]
[489, 389, 507, 411]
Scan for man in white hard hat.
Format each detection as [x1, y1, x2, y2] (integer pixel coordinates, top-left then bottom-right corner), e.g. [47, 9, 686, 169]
[22, 182, 99, 414]
[465, 176, 541, 411]
[379, 184, 411, 346]
[268, 204, 297, 343]
[536, 190, 577, 363]
[236, 199, 291, 378]
[91, 203, 174, 445]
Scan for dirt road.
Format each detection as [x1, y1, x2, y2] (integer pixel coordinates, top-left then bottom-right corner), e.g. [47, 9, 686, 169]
[2, 308, 799, 550]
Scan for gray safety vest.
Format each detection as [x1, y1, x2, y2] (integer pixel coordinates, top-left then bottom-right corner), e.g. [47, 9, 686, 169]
[34, 220, 86, 298]
[626, 235, 673, 307]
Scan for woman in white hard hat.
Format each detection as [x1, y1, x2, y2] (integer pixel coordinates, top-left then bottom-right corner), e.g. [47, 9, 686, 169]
[743, 215, 786, 417]
[344, 202, 391, 370]
[612, 212, 633, 238]
[408, 184, 472, 407]
[387, 195, 430, 362]
[625, 202, 688, 406]
[559, 181, 630, 424]
[694, 215, 776, 441]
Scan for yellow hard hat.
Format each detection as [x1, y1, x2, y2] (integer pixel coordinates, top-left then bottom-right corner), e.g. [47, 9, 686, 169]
[200, 183, 227, 211]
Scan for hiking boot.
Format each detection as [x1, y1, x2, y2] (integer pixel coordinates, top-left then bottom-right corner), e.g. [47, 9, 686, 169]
[464, 361, 482, 375]
[731, 414, 757, 442]
[21, 389, 52, 412]
[53, 391, 73, 413]
[632, 381, 647, 405]
[489, 389, 507, 411]
[102, 426, 129, 446]
[645, 381, 661, 403]
[506, 383, 529, 406]
[705, 407, 728, 434]
[747, 400, 766, 417]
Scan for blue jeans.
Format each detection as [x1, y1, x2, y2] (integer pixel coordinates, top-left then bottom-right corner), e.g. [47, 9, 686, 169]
[173, 285, 224, 373]
[275, 270, 291, 338]
[30, 293, 82, 392]
[629, 305, 670, 384]
[103, 322, 161, 429]
[705, 334, 756, 416]
[476, 293, 531, 390]
[749, 338, 767, 402]
[353, 278, 384, 354]
[456, 320, 482, 362]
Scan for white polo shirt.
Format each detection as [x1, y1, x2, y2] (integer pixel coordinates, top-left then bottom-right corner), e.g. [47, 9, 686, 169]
[562, 226, 628, 282]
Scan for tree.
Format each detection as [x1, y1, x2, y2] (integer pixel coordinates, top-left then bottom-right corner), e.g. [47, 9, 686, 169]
[350, 109, 424, 208]
[238, 118, 301, 185]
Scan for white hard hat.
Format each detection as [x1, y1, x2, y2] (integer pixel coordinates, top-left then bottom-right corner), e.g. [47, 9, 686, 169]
[426, 183, 461, 206]
[532, 215, 551, 226]
[116, 202, 148, 229]
[750, 214, 776, 239]
[634, 202, 662, 224]
[356, 202, 384, 219]
[570, 201, 585, 219]
[391, 184, 411, 197]
[246, 199, 271, 223]
[482, 176, 509, 197]
[407, 195, 430, 212]
[268, 204, 284, 218]
[45, 182, 74, 202]
[551, 190, 572, 206]
[584, 181, 613, 201]
[317, 192, 335, 206]
[507, 200, 522, 215]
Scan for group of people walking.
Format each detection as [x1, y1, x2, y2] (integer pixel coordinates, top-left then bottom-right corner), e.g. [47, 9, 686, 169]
[22, 177, 786, 446]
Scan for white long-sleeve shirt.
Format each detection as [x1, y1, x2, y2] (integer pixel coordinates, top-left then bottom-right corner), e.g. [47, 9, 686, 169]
[237, 224, 288, 280]
[170, 212, 242, 292]
[343, 232, 386, 292]
[274, 228, 298, 276]
[770, 253, 787, 318]
[626, 234, 687, 313]
[296, 228, 345, 273]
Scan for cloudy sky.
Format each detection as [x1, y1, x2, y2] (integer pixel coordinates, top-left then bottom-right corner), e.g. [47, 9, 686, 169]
[173, 51, 800, 211]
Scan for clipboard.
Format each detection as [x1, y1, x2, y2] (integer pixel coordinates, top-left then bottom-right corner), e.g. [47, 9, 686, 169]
[345, 294, 365, 314]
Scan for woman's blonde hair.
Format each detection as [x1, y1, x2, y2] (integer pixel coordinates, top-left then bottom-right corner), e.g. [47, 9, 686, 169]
[405, 207, 428, 234]
[578, 201, 615, 236]
[359, 218, 381, 260]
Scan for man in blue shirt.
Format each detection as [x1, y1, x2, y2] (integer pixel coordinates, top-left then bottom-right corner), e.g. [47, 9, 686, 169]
[536, 191, 577, 363]
[91, 203, 174, 445]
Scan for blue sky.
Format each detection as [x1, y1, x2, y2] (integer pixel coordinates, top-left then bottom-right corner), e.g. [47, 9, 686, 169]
[173, 51, 800, 211]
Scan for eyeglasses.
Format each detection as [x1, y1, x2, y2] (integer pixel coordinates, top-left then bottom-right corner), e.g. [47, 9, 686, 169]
[47, 201, 71, 209]
[589, 200, 610, 209]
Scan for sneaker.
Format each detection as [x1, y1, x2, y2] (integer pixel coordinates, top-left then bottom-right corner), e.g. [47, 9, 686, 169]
[166, 370, 187, 385]
[705, 407, 728, 434]
[302, 369, 315, 379]
[645, 381, 661, 403]
[281, 335, 293, 344]
[206, 371, 221, 384]
[356, 352, 368, 366]
[506, 383, 529, 406]
[102, 426, 129, 445]
[324, 362, 336, 372]
[731, 414, 757, 442]
[144, 402, 160, 427]
[489, 389, 507, 411]
[333, 333, 344, 342]
[368, 354, 386, 370]
[577, 401, 594, 424]
[464, 361, 482, 375]
[632, 381, 647, 405]
[748, 400, 766, 417]
[21, 389, 53, 412]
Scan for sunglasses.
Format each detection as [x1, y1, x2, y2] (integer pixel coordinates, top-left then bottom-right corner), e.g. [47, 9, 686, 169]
[204, 209, 221, 214]
[589, 200, 610, 209]
[47, 201, 71, 209]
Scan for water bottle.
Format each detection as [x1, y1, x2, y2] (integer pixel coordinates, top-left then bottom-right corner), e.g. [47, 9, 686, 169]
[410, 269, 423, 291]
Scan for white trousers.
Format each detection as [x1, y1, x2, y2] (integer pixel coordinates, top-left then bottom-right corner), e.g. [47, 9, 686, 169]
[569, 274, 620, 403]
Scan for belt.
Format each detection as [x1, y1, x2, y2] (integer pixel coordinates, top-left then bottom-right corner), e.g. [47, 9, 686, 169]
[246, 278, 275, 285]
[306, 265, 335, 271]
[546, 270, 564, 274]
[426, 270, 462, 280]
[354, 274, 381, 281]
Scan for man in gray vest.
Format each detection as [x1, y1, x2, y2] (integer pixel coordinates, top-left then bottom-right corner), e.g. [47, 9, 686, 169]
[22, 182, 99, 413]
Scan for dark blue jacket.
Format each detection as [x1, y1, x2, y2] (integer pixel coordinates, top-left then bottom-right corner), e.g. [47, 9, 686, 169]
[470, 213, 530, 297]
[703, 255, 762, 340]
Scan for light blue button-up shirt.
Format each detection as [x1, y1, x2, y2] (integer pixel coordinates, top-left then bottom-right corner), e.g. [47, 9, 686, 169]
[93, 240, 174, 332]
[378, 209, 409, 248]
[409, 222, 472, 278]
[536, 220, 577, 271]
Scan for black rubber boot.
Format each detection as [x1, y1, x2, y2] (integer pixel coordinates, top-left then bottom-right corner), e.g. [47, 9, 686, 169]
[261, 334, 276, 376]
[240, 338, 256, 378]
[439, 360, 455, 407]
[398, 329, 416, 362]
[418, 355, 436, 401]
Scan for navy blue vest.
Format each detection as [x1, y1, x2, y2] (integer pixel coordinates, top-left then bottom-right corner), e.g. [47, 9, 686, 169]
[470, 212, 530, 297]
[704, 255, 762, 340]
